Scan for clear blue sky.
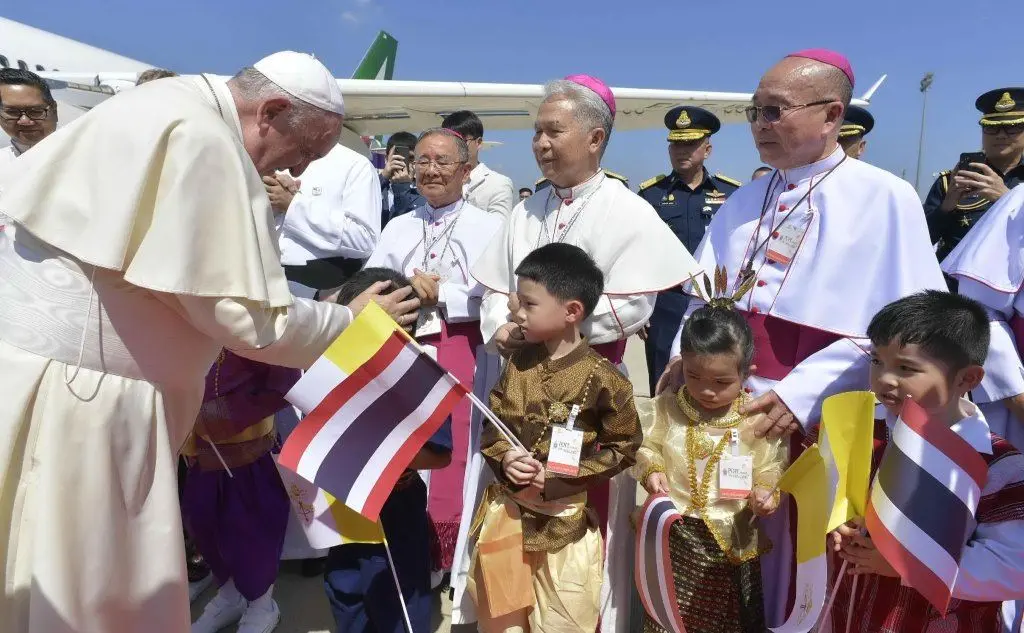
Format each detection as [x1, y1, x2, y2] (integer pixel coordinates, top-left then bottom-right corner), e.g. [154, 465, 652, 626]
[5, 0, 1018, 196]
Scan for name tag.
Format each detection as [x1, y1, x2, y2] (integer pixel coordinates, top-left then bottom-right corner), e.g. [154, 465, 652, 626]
[718, 429, 752, 499]
[547, 425, 584, 477]
[766, 219, 809, 266]
[415, 307, 443, 338]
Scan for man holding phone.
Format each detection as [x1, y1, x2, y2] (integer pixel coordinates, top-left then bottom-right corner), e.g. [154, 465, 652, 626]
[379, 131, 425, 226]
[924, 87, 1024, 262]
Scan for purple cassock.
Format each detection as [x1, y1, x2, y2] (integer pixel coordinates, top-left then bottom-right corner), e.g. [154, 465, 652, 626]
[180, 350, 301, 601]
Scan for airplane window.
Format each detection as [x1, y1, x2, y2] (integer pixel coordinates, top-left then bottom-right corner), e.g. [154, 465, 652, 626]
[35, 65, 45, 71]
[0, 56, 8, 68]
[17, 60, 28, 70]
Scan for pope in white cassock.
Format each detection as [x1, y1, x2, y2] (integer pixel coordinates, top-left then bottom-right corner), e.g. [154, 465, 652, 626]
[451, 74, 703, 632]
[660, 49, 947, 625]
[0, 52, 418, 633]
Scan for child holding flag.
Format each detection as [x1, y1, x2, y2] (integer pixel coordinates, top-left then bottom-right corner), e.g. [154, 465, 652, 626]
[829, 291, 1024, 632]
[320, 267, 454, 633]
[468, 243, 642, 632]
[633, 268, 784, 633]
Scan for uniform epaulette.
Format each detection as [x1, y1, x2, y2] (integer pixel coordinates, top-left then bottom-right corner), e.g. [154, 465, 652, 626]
[639, 174, 666, 190]
[714, 173, 742, 187]
[603, 169, 629, 184]
[939, 170, 950, 192]
[535, 176, 549, 187]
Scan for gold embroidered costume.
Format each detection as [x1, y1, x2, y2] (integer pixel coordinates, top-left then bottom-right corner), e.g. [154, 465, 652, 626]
[469, 340, 642, 632]
[633, 388, 785, 633]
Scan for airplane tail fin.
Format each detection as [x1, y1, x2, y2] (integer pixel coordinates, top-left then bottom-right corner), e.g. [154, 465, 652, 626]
[859, 74, 887, 103]
[351, 31, 397, 80]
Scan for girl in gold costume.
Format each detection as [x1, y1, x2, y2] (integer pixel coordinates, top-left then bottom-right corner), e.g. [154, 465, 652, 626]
[634, 269, 785, 633]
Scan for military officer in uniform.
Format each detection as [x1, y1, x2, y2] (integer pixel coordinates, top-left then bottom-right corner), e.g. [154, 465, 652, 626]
[638, 105, 740, 393]
[534, 168, 629, 192]
[925, 87, 1024, 265]
[839, 104, 874, 159]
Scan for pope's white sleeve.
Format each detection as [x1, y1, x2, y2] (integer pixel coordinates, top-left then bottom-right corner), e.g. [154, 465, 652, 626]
[773, 338, 872, 428]
[480, 290, 510, 353]
[953, 519, 1024, 602]
[958, 278, 1024, 403]
[161, 294, 351, 368]
[439, 279, 484, 323]
[669, 296, 707, 358]
[584, 293, 655, 345]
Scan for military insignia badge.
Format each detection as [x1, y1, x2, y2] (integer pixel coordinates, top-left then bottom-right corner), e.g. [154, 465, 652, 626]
[676, 110, 691, 128]
[996, 92, 1016, 112]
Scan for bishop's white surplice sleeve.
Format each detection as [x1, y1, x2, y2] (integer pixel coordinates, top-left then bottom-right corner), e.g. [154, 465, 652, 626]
[956, 278, 1024, 404]
[586, 293, 656, 344]
[772, 338, 872, 428]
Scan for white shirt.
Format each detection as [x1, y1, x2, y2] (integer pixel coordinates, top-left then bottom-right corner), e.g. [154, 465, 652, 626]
[365, 200, 501, 323]
[279, 143, 382, 266]
[464, 162, 515, 217]
[0, 144, 23, 232]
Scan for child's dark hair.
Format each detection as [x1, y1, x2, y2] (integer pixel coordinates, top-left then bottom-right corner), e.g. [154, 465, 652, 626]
[335, 267, 412, 305]
[680, 305, 755, 372]
[514, 244, 603, 317]
[867, 290, 989, 370]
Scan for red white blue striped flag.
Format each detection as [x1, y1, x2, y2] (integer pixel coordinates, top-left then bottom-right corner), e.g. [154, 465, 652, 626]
[865, 398, 989, 615]
[635, 494, 688, 633]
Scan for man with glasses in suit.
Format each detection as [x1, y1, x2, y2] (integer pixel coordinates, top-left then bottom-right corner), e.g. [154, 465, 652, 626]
[0, 68, 57, 169]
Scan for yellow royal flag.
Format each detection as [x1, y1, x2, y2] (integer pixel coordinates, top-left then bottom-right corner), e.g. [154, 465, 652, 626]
[777, 445, 829, 563]
[819, 391, 875, 533]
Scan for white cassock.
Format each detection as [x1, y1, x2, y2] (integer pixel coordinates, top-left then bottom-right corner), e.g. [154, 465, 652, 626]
[0, 143, 24, 231]
[366, 200, 503, 551]
[279, 143, 382, 298]
[452, 171, 702, 632]
[464, 161, 515, 218]
[942, 184, 1024, 633]
[0, 75, 353, 633]
[670, 146, 947, 624]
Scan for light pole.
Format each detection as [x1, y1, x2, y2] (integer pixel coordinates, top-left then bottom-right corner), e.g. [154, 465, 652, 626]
[915, 72, 934, 192]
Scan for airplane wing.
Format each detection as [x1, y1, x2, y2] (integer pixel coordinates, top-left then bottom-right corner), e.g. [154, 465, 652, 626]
[33, 72, 875, 138]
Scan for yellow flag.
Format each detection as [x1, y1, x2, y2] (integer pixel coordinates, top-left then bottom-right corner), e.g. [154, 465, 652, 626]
[819, 391, 875, 533]
[777, 445, 829, 563]
[326, 490, 387, 544]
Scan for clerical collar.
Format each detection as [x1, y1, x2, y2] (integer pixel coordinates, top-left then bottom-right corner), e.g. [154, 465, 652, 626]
[424, 199, 461, 219]
[552, 170, 605, 204]
[778, 145, 845, 185]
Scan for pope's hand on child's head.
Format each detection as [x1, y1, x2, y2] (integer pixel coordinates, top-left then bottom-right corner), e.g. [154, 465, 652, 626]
[645, 472, 669, 495]
[749, 487, 779, 516]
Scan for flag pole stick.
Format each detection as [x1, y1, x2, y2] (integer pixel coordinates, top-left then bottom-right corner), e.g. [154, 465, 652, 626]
[200, 435, 234, 478]
[818, 559, 849, 627]
[844, 575, 860, 633]
[379, 522, 415, 633]
[464, 389, 527, 452]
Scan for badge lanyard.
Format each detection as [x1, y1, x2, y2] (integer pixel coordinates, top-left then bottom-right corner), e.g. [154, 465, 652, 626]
[420, 202, 464, 274]
[740, 155, 847, 284]
[536, 173, 607, 248]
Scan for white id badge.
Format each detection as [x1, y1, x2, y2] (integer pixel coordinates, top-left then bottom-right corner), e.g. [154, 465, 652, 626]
[415, 307, 443, 338]
[766, 219, 809, 266]
[718, 454, 753, 499]
[547, 425, 584, 477]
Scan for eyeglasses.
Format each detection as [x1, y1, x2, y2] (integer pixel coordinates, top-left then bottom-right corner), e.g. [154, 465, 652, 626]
[412, 158, 465, 171]
[0, 106, 51, 121]
[982, 123, 1024, 137]
[744, 100, 834, 124]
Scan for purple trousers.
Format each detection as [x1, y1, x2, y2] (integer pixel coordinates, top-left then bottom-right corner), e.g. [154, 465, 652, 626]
[181, 452, 290, 601]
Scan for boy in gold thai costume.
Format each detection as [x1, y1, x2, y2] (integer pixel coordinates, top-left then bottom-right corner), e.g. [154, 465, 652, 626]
[468, 243, 642, 632]
[634, 269, 785, 633]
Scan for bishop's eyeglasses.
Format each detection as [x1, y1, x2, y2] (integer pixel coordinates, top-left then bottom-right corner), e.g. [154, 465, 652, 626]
[0, 106, 51, 121]
[744, 100, 834, 124]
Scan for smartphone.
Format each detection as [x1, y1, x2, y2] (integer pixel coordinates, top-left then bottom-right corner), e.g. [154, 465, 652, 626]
[957, 151, 986, 173]
[395, 145, 414, 164]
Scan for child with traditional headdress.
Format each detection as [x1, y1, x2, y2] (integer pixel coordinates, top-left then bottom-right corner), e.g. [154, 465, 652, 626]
[633, 267, 785, 633]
